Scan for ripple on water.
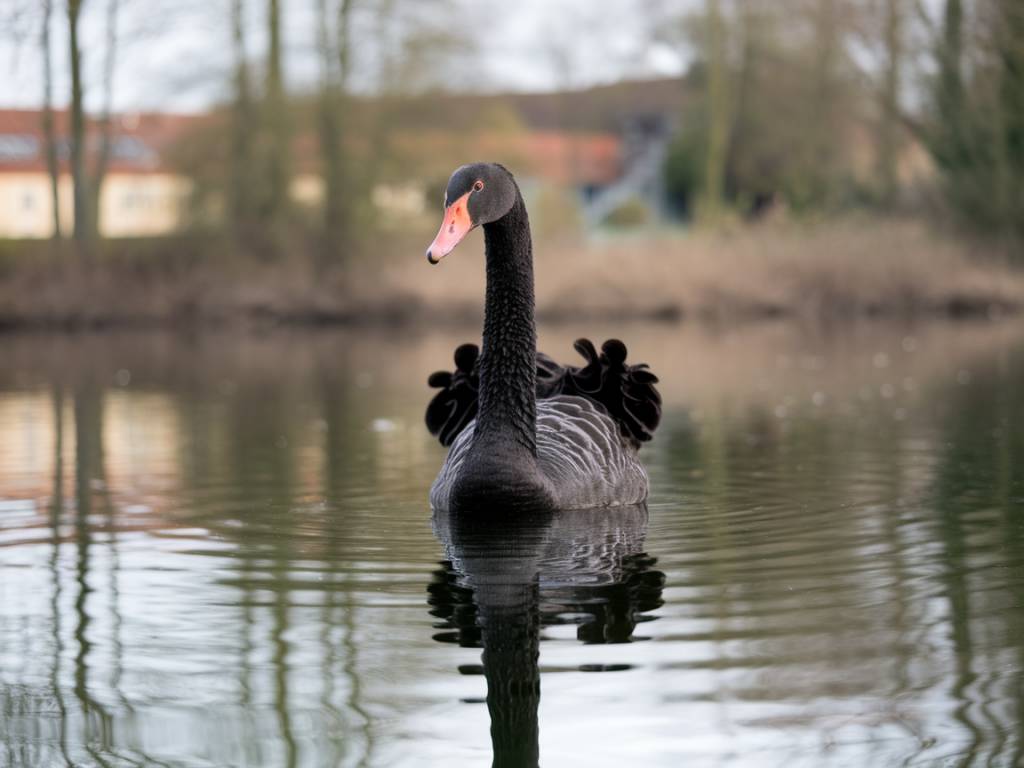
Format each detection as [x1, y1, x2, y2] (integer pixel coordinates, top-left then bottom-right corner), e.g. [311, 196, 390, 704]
[2, 326, 1024, 767]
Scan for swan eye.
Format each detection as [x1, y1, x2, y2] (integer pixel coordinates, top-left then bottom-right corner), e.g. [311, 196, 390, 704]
[473, 180, 484, 192]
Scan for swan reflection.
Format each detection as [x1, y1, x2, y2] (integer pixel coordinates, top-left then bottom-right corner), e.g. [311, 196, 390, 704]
[428, 506, 665, 767]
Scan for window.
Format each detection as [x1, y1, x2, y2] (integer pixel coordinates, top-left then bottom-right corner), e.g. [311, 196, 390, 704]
[112, 137, 156, 164]
[122, 187, 154, 211]
[0, 134, 39, 162]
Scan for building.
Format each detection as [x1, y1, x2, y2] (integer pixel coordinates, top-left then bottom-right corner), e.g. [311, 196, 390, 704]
[0, 109, 196, 239]
[2, 80, 681, 239]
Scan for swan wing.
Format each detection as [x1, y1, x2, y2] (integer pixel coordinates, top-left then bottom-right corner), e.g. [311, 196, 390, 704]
[534, 396, 649, 508]
[425, 338, 662, 448]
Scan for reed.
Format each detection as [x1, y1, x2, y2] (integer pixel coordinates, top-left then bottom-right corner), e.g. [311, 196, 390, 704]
[388, 216, 1024, 323]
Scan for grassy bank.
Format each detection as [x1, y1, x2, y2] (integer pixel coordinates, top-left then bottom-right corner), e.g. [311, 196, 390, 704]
[1, 218, 1021, 331]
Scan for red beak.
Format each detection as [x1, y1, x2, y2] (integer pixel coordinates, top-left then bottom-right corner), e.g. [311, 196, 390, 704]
[426, 191, 473, 264]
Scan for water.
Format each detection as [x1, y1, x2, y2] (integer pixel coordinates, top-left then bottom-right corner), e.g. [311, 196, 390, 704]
[1, 322, 1023, 767]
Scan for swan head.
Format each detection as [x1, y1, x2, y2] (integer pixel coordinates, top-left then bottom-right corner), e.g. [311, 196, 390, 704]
[426, 163, 518, 264]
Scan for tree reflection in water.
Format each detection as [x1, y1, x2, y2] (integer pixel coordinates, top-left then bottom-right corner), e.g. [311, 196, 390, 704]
[2, 326, 1022, 766]
[428, 506, 665, 768]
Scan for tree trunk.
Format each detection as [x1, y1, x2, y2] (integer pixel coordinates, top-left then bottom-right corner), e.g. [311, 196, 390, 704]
[67, 0, 90, 262]
[997, 0, 1024, 240]
[702, 0, 728, 218]
[878, 0, 903, 205]
[362, 0, 397, 206]
[335, 0, 355, 235]
[316, 0, 349, 270]
[262, 0, 289, 255]
[809, 0, 839, 205]
[934, 0, 965, 168]
[90, 0, 120, 241]
[730, 1, 761, 206]
[41, 0, 61, 245]
[229, 0, 255, 250]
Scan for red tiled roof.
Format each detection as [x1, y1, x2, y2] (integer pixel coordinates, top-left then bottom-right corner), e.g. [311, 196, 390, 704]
[476, 131, 621, 186]
[390, 131, 622, 186]
[0, 108, 202, 174]
[1, 107, 622, 186]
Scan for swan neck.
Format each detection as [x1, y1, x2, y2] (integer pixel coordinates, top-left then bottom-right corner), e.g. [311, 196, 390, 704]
[476, 193, 537, 454]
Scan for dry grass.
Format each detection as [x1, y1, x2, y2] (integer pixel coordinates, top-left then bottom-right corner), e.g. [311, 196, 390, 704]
[386, 216, 1024, 323]
[1, 217, 1022, 330]
[0, 249, 408, 331]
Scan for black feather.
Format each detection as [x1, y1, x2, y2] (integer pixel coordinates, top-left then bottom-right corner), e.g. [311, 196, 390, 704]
[425, 337, 662, 448]
[425, 343, 480, 446]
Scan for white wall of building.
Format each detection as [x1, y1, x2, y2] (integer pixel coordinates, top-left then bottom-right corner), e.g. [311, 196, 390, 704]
[0, 171, 191, 239]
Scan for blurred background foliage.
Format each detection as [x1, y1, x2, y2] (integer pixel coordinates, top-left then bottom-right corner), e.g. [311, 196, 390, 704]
[1, 0, 1023, 327]
[659, 0, 1024, 233]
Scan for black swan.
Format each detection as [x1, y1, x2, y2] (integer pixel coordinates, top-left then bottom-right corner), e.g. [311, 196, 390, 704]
[424, 163, 661, 512]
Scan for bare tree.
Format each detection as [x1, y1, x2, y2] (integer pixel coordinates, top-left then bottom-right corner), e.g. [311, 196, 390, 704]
[807, 0, 841, 204]
[89, 0, 120, 240]
[228, 0, 255, 249]
[41, 0, 62, 244]
[316, 0, 355, 269]
[261, 0, 290, 253]
[67, 0, 90, 260]
[702, 0, 728, 216]
[994, 0, 1024, 238]
[937, 0, 964, 141]
[877, 0, 905, 204]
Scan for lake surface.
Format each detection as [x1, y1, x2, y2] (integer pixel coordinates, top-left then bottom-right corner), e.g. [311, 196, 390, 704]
[1, 321, 1023, 767]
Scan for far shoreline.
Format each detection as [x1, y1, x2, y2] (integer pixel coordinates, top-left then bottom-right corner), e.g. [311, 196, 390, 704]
[2, 217, 1022, 335]
[0, 297, 1018, 336]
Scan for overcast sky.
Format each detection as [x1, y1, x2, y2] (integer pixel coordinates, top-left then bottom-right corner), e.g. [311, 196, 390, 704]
[0, 0, 695, 114]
